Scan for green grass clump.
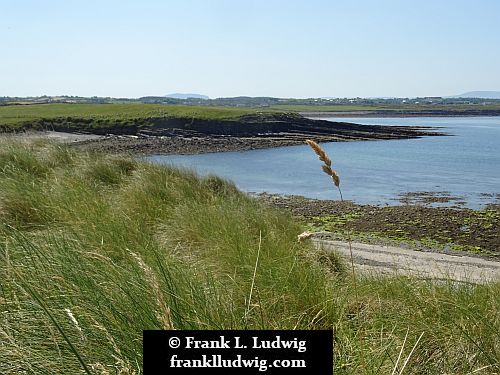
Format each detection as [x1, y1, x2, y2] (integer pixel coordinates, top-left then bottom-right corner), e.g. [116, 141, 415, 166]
[0, 141, 498, 374]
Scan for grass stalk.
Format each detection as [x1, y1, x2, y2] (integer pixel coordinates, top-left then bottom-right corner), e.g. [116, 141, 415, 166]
[306, 139, 358, 295]
[244, 230, 262, 327]
[337, 185, 358, 295]
[398, 331, 424, 374]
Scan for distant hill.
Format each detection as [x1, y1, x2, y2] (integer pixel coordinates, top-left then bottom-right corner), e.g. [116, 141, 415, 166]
[451, 91, 500, 99]
[165, 93, 209, 100]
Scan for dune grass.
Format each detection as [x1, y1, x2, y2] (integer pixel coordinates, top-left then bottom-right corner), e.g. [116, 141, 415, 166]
[0, 141, 498, 374]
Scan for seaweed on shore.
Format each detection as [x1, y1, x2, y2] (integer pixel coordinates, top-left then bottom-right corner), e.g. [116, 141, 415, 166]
[257, 193, 500, 257]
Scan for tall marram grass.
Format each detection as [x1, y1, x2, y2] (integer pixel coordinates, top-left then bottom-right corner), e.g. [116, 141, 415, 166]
[0, 140, 498, 374]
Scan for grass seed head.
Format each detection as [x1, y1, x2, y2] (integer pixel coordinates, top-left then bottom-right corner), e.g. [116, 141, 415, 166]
[322, 165, 333, 176]
[306, 140, 332, 167]
[306, 139, 340, 187]
[331, 171, 340, 187]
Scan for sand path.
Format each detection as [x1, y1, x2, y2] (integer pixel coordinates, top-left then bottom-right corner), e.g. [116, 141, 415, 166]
[315, 239, 500, 283]
[0, 130, 103, 143]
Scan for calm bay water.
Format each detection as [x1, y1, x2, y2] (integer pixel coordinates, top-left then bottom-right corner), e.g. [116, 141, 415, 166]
[146, 117, 500, 208]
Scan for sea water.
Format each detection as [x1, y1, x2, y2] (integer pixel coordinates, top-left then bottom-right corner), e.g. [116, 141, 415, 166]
[146, 117, 500, 208]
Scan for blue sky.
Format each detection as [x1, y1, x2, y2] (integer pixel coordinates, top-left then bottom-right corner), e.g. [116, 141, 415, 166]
[1, 0, 499, 98]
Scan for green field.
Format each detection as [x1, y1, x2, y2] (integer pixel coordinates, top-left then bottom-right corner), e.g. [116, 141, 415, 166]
[0, 103, 500, 130]
[0, 140, 498, 374]
[0, 103, 261, 129]
[2, 102, 500, 133]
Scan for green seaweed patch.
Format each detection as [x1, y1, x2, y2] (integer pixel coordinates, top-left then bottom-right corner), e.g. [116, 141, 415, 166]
[258, 194, 499, 257]
[303, 212, 498, 258]
[308, 213, 363, 232]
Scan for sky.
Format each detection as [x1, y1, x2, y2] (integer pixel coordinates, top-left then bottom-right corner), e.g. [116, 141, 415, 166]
[1, 0, 500, 98]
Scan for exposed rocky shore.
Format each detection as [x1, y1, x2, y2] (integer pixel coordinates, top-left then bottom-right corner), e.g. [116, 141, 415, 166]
[256, 193, 499, 258]
[67, 113, 445, 155]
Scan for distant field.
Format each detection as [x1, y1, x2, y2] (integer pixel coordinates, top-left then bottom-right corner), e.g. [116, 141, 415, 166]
[2, 102, 499, 132]
[270, 104, 500, 112]
[0, 103, 260, 129]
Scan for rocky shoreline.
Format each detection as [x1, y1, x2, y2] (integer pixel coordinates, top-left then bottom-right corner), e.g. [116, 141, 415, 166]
[70, 114, 444, 155]
[3, 112, 447, 155]
[256, 193, 499, 258]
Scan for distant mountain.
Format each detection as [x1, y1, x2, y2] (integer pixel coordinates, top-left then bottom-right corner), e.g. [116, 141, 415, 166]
[451, 91, 500, 99]
[165, 93, 209, 100]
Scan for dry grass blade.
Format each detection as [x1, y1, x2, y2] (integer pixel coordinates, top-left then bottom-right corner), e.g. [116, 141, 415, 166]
[468, 365, 493, 374]
[64, 308, 85, 341]
[13, 271, 93, 375]
[398, 332, 424, 375]
[244, 231, 262, 326]
[391, 328, 409, 375]
[129, 249, 174, 330]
